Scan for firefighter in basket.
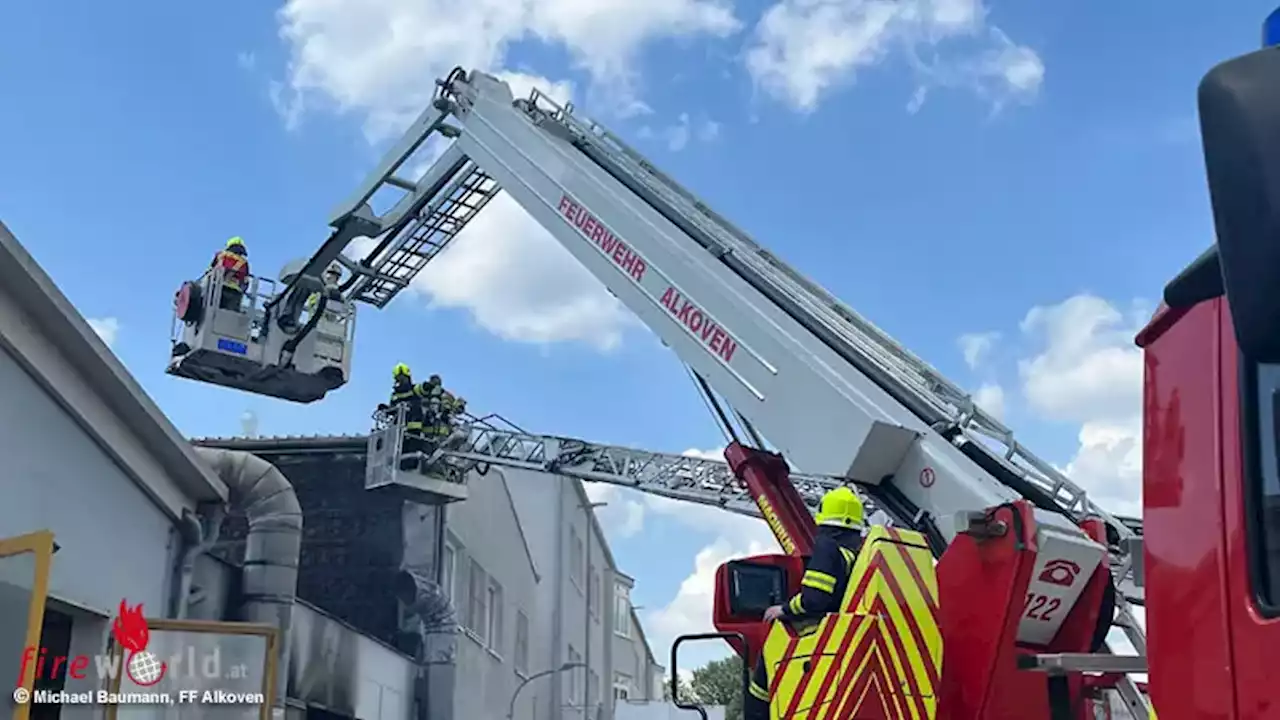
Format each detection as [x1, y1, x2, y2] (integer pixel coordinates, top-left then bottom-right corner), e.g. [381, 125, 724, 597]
[305, 264, 344, 315]
[425, 390, 470, 467]
[744, 486, 866, 720]
[376, 364, 441, 470]
[211, 236, 251, 311]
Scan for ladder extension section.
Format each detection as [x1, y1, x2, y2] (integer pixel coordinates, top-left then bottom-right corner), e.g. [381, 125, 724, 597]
[350, 163, 500, 307]
[440, 420, 859, 519]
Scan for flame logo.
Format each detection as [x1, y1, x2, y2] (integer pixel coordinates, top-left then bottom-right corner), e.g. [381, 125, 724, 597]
[111, 600, 167, 686]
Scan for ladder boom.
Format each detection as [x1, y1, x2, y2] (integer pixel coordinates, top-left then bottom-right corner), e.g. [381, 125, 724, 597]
[341, 67, 1143, 656]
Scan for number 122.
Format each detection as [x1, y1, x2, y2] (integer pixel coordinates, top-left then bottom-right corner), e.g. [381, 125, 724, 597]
[1024, 593, 1061, 622]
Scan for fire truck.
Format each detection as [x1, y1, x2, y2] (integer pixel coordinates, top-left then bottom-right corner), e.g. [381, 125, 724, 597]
[164, 21, 1280, 720]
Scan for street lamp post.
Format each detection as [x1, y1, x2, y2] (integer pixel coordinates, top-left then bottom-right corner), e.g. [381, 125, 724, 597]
[507, 662, 586, 720]
[583, 501, 607, 719]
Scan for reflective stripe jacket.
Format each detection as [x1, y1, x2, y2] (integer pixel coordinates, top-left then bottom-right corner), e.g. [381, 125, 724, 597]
[211, 250, 249, 291]
[781, 526, 864, 620]
[390, 379, 436, 431]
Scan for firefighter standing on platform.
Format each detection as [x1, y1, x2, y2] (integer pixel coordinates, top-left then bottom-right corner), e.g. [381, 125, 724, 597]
[744, 486, 867, 720]
[211, 237, 251, 311]
[306, 264, 344, 315]
[380, 364, 439, 464]
[422, 376, 453, 444]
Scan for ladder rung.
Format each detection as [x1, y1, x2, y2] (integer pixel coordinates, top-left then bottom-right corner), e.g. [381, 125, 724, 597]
[387, 175, 418, 191]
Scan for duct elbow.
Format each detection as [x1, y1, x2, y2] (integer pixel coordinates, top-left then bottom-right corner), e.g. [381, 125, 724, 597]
[192, 446, 303, 708]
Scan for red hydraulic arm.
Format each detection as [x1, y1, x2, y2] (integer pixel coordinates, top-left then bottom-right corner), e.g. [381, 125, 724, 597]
[712, 442, 815, 665]
[724, 441, 817, 557]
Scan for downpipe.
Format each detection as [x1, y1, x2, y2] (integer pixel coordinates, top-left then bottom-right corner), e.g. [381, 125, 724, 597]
[193, 447, 303, 713]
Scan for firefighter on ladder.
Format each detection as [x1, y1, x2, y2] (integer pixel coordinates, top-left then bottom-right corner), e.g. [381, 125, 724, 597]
[211, 237, 250, 311]
[745, 486, 866, 720]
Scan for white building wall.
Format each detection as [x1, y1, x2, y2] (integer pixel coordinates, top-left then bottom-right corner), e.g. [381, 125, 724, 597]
[0, 222, 226, 716]
[445, 468, 542, 720]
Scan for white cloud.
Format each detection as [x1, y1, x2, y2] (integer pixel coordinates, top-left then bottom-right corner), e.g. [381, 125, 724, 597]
[972, 382, 1005, 421]
[273, 0, 740, 139]
[495, 70, 575, 106]
[958, 330, 999, 369]
[744, 0, 1042, 113]
[275, 0, 734, 349]
[640, 113, 722, 151]
[86, 317, 120, 348]
[1017, 294, 1148, 516]
[1019, 294, 1144, 426]
[412, 192, 639, 350]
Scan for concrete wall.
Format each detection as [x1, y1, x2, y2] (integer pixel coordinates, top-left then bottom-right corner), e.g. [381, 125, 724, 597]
[445, 467, 541, 720]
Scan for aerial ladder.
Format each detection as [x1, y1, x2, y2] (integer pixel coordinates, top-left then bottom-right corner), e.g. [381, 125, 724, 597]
[165, 24, 1280, 719]
[169, 66, 1148, 717]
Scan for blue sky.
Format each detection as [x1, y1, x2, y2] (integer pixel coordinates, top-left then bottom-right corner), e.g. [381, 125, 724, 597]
[1, 0, 1269, 670]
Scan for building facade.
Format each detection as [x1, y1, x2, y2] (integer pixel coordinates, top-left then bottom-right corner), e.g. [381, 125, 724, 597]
[503, 468, 663, 720]
[198, 439, 668, 719]
[609, 575, 664, 704]
[0, 221, 231, 706]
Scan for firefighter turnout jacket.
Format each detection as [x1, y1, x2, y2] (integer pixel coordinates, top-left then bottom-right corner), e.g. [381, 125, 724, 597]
[782, 526, 864, 620]
[389, 376, 436, 434]
[212, 239, 250, 292]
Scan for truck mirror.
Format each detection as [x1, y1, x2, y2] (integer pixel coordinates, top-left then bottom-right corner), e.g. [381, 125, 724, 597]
[1199, 47, 1280, 361]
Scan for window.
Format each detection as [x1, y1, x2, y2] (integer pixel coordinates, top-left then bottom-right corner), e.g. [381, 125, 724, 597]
[487, 580, 504, 651]
[588, 565, 599, 619]
[570, 528, 584, 587]
[468, 560, 488, 641]
[613, 584, 631, 638]
[588, 668, 599, 706]
[515, 611, 530, 675]
[1246, 362, 1280, 609]
[613, 673, 632, 701]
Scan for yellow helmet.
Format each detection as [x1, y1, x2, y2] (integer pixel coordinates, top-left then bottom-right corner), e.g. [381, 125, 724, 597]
[226, 236, 246, 249]
[814, 487, 864, 529]
[393, 363, 411, 379]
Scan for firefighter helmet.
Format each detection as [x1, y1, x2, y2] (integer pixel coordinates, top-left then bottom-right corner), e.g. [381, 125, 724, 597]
[393, 363, 411, 379]
[226, 236, 246, 249]
[428, 374, 442, 385]
[815, 487, 864, 529]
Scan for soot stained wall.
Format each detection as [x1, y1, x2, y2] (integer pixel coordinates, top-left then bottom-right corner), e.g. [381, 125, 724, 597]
[212, 448, 404, 645]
